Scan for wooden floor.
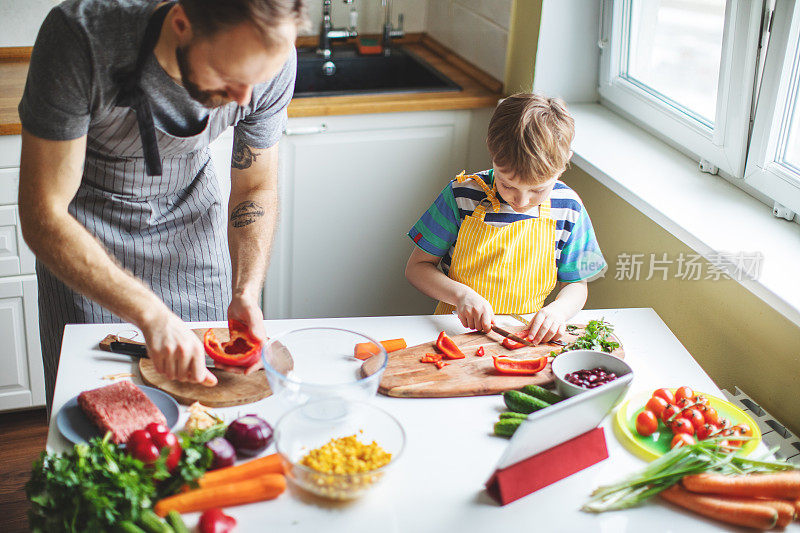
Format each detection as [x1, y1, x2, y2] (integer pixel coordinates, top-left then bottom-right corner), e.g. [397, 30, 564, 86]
[0, 409, 48, 533]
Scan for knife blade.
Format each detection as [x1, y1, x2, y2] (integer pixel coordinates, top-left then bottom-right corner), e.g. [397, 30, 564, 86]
[491, 325, 537, 347]
[108, 339, 216, 368]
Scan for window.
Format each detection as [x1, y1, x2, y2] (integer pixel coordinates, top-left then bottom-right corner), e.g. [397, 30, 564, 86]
[599, 0, 763, 178]
[745, 0, 800, 214]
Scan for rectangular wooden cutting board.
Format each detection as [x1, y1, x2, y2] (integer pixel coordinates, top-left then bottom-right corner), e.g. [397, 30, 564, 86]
[370, 325, 624, 398]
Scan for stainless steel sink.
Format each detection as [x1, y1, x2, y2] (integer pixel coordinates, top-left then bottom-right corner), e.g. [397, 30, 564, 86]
[293, 46, 461, 97]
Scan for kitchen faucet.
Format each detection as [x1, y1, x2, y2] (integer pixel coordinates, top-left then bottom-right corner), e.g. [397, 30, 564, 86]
[317, 0, 358, 58]
[382, 0, 404, 54]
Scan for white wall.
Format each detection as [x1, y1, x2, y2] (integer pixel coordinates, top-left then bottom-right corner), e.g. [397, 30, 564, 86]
[0, 0, 61, 47]
[425, 0, 513, 83]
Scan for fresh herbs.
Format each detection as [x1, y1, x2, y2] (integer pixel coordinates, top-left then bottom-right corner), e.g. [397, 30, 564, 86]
[558, 319, 619, 355]
[27, 422, 227, 532]
[582, 439, 797, 513]
[26, 432, 164, 532]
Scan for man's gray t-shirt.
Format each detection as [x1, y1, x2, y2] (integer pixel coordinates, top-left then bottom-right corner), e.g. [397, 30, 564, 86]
[18, 0, 295, 148]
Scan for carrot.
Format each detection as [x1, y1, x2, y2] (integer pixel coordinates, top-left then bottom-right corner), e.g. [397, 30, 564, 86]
[682, 471, 800, 500]
[795, 499, 800, 520]
[660, 485, 778, 530]
[197, 453, 285, 489]
[713, 497, 796, 529]
[354, 338, 406, 360]
[154, 473, 286, 517]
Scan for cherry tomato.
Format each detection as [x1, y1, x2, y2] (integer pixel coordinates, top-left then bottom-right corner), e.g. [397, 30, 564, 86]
[127, 429, 161, 462]
[718, 417, 732, 429]
[645, 396, 669, 418]
[676, 398, 693, 411]
[653, 388, 675, 404]
[675, 386, 695, 402]
[734, 423, 752, 436]
[636, 410, 659, 437]
[700, 406, 720, 426]
[670, 417, 694, 435]
[671, 433, 696, 449]
[662, 404, 680, 422]
[694, 394, 709, 405]
[696, 423, 718, 440]
[683, 408, 705, 430]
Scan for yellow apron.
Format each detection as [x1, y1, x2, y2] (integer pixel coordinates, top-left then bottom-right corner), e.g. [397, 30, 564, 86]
[434, 173, 558, 315]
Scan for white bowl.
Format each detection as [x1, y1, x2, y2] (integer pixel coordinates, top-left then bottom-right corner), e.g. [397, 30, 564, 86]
[551, 349, 633, 398]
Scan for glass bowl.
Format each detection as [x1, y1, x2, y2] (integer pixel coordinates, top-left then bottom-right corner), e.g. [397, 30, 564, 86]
[551, 349, 633, 397]
[261, 327, 388, 405]
[274, 398, 405, 500]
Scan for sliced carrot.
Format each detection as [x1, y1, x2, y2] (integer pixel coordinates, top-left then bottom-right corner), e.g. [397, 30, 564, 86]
[197, 453, 285, 489]
[660, 485, 778, 530]
[155, 473, 286, 517]
[354, 338, 407, 360]
[682, 471, 800, 500]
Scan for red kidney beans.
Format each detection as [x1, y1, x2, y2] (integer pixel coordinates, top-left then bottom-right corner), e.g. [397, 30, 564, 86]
[564, 367, 618, 389]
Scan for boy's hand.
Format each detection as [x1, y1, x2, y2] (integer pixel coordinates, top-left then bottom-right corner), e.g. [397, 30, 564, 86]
[524, 306, 567, 345]
[455, 289, 494, 333]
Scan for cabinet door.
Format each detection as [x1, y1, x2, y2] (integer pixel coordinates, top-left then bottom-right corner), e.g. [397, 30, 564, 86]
[0, 276, 42, 409]
[266, 111, 470, 319]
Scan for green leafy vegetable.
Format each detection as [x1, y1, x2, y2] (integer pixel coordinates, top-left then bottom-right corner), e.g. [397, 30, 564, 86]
[582, 439, 798, 513]
[155, 422, 227, 499]
[26, 432, 163, 532]
[558, 319, 619, 355]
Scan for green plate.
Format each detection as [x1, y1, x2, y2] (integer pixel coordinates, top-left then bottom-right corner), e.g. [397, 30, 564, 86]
[613, 389, 761, 461]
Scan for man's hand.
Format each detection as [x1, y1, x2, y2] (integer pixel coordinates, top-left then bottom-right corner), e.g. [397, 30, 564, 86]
[455, 288, 494, 332]
[524, 305, 567, 345]
[219, 293, 266, 375]
[141, 311, 218, 385]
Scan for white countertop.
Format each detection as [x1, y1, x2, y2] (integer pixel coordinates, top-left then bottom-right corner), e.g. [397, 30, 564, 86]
[46, 308, 798, 532]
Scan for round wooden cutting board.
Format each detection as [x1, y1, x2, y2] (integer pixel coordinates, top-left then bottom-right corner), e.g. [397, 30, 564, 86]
[138, 358, 271, 407]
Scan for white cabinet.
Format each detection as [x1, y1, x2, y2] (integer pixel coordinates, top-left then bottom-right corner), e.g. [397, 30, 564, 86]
[265, 110, 473, 319]
[0, 135, 46, 411]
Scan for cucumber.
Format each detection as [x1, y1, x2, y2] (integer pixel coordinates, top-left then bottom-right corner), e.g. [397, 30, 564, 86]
[499, 411, 528, 420]
[520, 384, 562, 404]
[138, 509, 174, 533]
[118, 522, 147, 533]
[494, 418, 523, 437]
[166, 511, 190, 533]
[503, 390, 550, 414]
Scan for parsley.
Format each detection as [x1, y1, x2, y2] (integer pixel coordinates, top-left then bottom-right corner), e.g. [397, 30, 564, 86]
[26, 432, 160, 532]
[557, 319, 619, 355]
[156, 422, 226, 499]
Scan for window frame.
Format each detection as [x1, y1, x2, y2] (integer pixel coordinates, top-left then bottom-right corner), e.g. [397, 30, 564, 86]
[744, 0, 800, 215]
[598, 0, 763, 178]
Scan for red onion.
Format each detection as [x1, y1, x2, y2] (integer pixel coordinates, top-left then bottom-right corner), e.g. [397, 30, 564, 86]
[206, 437, 236, 470]
[225, 415, 273, 456]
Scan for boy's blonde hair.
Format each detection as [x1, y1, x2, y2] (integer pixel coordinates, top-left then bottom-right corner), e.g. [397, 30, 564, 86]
[486, 93, 575, 184]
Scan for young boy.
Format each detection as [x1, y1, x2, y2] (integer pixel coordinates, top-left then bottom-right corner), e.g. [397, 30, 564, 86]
[405, 93, 606, 344]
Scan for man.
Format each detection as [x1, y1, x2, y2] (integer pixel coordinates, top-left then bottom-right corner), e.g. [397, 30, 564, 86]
[18, 0, 308, 410]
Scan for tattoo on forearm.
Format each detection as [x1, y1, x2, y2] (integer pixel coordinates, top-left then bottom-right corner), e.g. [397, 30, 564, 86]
[232, 138, 258, 169]
[230, 201, 265, 228]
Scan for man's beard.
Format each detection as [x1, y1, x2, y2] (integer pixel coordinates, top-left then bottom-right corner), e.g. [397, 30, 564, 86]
[176, 45, 230, 109]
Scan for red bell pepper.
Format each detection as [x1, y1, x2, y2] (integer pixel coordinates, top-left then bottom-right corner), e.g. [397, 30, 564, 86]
[420, 353, 443, 363]
[501, 337, 527, 350]
[204, 319, 261, 367]
[475, 346, 485, 357]
[127, 422, 181, 471]
[199, 508, 237, 533]
[434, 360, 449, 370]
[435, 331, 465, 359]
[492, 355, 548, 375]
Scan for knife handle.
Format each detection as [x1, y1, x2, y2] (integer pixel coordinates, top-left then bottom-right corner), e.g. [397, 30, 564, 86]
[109, 341, 148, 358]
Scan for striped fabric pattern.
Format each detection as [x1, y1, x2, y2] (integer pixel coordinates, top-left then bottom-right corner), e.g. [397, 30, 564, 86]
[408, 169, 607, 283]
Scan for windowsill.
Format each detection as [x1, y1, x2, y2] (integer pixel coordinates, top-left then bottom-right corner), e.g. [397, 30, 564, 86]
[569, 103, 800, 328]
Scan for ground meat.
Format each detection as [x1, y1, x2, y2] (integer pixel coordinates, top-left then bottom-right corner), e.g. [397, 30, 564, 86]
[78, 381, 167, 444]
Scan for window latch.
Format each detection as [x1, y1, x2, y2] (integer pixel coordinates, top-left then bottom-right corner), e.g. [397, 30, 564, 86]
[773, 202, 795, 221]
[699, 159, 718, 175]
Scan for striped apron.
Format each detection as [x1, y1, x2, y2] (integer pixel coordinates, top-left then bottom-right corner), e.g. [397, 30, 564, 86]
[434, 173, 558, 316]
[37, 3, 244, 407]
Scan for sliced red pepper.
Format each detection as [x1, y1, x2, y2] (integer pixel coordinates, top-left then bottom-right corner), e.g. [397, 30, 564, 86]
[475, 346, 485, 357]
[203, 319, 261, 367]
[501, 337, 526, 350]
[436, 331, 465, 359]
[492, 355, 548, 375]
[420, 353, 443, 363]
[434, 360, 449, 369]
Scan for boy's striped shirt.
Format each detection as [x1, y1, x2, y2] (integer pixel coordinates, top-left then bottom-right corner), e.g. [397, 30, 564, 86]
[408, 170, 607, 282]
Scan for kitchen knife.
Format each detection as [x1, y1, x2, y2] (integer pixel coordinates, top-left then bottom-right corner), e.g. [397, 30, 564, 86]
[491, 325, 538, 347]
[108, 339, 216, 368]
